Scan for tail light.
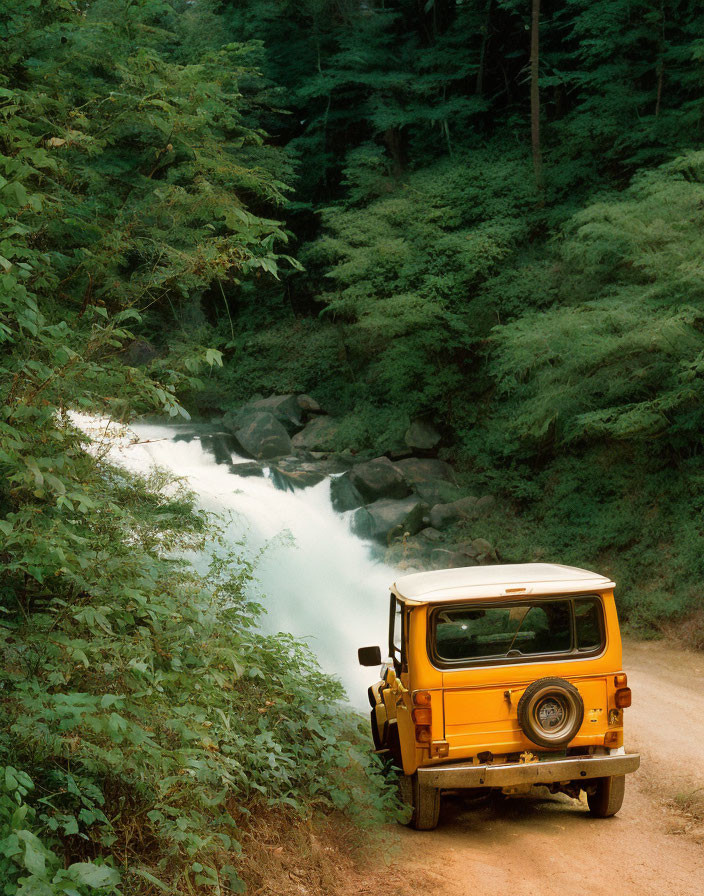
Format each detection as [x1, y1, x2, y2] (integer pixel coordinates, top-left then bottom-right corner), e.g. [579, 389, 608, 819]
[413, 691, 432, 744]
[614, 673, 628, 687]
[604, 730, 619, 746]
[415, 726, 432, 744]
[615, 687, 632, 708]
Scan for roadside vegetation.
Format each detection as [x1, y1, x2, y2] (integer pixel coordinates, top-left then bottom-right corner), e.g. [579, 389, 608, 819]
[0, 2, 396, 892]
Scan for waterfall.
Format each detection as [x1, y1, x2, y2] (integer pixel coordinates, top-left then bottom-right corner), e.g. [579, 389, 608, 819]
[76, 417, 395, 708]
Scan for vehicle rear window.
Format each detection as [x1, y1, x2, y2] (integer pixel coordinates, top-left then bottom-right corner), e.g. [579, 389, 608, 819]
[432, 596, 604, 666]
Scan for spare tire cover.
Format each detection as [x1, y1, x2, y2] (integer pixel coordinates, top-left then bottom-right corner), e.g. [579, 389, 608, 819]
[517, 677, 584, 748]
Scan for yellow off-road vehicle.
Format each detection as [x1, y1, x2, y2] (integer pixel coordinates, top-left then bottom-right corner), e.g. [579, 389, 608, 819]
[359, 564, 640, 829]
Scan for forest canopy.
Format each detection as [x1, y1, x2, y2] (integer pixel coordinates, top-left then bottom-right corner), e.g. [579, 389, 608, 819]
[205, 0, 704, 628]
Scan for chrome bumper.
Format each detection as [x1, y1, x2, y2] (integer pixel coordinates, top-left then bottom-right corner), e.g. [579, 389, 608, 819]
[418, 753, 640, 790]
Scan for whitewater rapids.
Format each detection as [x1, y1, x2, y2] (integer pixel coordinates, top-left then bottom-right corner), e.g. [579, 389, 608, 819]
[75, 416, 395, 708]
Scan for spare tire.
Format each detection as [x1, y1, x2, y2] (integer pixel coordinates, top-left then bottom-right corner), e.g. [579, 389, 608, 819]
[517, 677, 584, 748]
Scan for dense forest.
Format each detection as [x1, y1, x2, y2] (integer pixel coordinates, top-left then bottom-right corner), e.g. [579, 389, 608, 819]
[212, 0, 704, 631]
[2, 0, 704, 892]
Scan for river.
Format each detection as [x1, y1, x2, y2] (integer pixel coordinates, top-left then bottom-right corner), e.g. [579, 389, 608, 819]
[78, 417, 395, 708]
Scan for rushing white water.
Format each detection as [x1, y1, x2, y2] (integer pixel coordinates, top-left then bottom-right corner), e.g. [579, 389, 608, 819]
[78, 417, 395, 708]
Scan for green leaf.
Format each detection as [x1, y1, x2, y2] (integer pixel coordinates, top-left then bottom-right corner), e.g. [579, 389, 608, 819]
[45, 473, 66, 496]
[5, 766, 19, 792]
[17, 831, 46, 876]
[129, 867, 170, 891]
[63, 862, 120, 888]
[62, 816, 79, 836]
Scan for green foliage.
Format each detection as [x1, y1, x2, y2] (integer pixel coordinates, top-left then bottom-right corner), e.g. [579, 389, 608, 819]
[1, 0, 295, 365]
[297, 149, 534, 422]
[209, 0, 704, 633]
[1, 765, 118, 896]
[0, 2, 399, 893]
[458, 153, 704, 632]
[489, 153, 704, 456]
[0, 447, 397, 892]
[548, 0, 704, 175]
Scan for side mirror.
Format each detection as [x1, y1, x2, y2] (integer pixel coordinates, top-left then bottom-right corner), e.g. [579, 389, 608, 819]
[358, 645, 382, 667]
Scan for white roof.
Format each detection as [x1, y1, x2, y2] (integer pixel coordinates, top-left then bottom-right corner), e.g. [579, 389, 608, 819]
[393, 563, 614, 604]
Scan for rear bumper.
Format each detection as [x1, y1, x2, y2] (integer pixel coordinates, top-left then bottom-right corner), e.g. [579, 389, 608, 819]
[417, 752, 640, 790]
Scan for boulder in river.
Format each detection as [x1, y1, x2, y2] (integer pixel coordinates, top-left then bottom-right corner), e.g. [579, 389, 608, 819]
[292, 416, 340, 452]
[229, 460, 265, 478]
[429, 495, 479, 530]
[308, 454, 351, 474]
[297, 394, 323, 415]
[352, 496, 429, 544]
[348, 456, 410, 502]
[330, 473, 365, 512]
[222, 405, 251, 434]
[414, 479, 464, 508]
[269, 455, 344, 491]
[200, 431, 239, 466]
[394, 457, 455, 487]
[226, 409, 293, 460]
[270, 464, 326, 491]
[404, 419, 441, 453]
[249, 394, 304, 434]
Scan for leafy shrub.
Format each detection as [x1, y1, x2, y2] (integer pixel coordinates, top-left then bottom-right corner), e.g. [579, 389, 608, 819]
[489, 154, 704, 457]
[0, 4, 399, 893]
[0, 765, 120, 895]
[0, 435, 399, 893]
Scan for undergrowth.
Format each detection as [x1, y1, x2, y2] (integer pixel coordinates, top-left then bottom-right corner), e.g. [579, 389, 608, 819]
[0, 4, 405, 891]
[0, 427, 400, 894]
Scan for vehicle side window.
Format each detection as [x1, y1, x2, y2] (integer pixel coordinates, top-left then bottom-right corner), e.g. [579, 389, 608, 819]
[575, 597, 603, 651]
[389, 597, 403, 672]
[393, 601, 402, 654]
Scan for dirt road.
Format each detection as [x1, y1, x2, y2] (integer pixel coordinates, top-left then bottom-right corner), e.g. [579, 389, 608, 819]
[371, 639, 704, 896]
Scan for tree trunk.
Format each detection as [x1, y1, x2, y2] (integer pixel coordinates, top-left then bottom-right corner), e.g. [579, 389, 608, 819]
[476, 0, 493, 96]
[530, 0, 544, 197]
[655, 0, 666, 118]
[384, 126, 404, 179]
[655, 61, 664, 117]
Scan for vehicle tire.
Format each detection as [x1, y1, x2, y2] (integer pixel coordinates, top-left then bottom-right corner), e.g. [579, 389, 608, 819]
[517, 677, 584, 749]
[370, 708, 383, 751]
[386, 720, 403, 767]
[587, 775, 625, 818]
[399, 774, 441, 830]
[398, 772, 413, 808]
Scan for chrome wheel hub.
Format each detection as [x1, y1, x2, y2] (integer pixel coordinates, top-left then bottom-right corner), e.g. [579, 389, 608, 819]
[537, 697, 566, 731]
